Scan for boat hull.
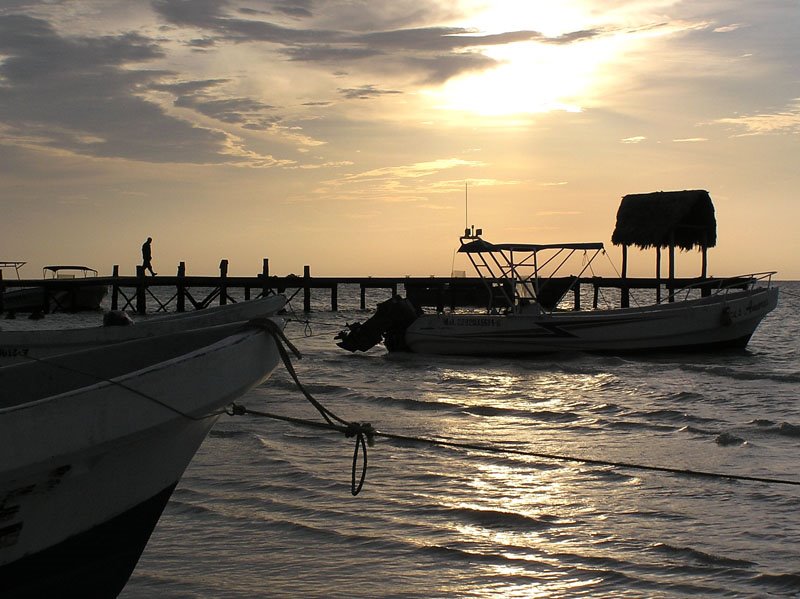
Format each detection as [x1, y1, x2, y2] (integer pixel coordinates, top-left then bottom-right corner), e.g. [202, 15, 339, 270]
[1, 482, 177, 599]
[0, 321, 284, 597]
[404, 287, 778, 356]
[0, 295, 286, 365]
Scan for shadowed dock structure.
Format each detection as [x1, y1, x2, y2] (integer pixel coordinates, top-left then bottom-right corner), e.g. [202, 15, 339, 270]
[2, 256, 752, 315]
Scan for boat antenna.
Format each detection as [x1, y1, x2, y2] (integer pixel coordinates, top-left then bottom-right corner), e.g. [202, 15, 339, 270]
[465, 181, 468, 231]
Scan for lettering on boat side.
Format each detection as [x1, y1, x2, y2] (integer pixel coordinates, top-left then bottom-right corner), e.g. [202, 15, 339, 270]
[728, 300, 768, 321]
[0, 347, 29, 357]
[0, 505, 20, 522]
[0, 466, 72, 548]
[0, 522, 23, 548]
[443, 317, 501, 327]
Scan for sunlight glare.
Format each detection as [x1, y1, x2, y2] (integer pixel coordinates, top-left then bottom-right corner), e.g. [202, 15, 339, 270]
[430, 1, 625, 117]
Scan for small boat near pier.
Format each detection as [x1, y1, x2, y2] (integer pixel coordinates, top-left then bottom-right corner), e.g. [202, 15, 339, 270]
[1, 264, 108, 314]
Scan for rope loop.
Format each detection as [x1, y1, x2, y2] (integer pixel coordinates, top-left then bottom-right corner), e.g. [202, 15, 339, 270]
[246, 317, 373, 495]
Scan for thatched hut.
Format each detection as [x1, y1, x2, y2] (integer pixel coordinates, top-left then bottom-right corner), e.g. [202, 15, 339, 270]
[611, 190, 717, 302]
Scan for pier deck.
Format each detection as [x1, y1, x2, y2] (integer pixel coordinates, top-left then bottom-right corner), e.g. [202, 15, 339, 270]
[1, 258, 750, 315]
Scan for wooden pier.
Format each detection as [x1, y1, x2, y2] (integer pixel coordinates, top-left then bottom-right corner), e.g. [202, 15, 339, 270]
[1, 257, 751, 315]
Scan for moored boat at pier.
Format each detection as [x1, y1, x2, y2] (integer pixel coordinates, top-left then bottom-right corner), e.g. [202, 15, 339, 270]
[336, 190, 779, 356]
[1, 265, 107, 314]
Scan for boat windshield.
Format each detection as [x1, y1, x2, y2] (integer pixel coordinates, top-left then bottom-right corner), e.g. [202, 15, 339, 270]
[43, 266, 99, 278]
[0, 261, 26, 279]
[458, 232, 604, 312]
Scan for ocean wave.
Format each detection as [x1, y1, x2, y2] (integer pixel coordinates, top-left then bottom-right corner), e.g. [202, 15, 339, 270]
[748, 419, 800, 438]
[777, 422, 800, 437]
[448, 506, 576, 530]
[635, 408, 715, 423]
[715, 432, 747, 446]
[605, 420, 676, 432]
[349, 392, 458, 412]
[461, 405, 580, 423]
[665, 390, 705, 402]
[676, 425, 715, 435]
[679, 364, 800, 385]
[650, 542, 756, 568]
[751, 572, 800, 591]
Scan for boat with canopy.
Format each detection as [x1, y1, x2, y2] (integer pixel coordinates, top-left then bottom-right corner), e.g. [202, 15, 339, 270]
[336, 190, 779, 356]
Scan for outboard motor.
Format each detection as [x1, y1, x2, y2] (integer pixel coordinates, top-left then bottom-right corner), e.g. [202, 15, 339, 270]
[336, 296, 421, 352]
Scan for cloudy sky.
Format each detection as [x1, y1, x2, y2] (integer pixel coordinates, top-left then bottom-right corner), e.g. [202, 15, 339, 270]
[1, 0, 798, 278]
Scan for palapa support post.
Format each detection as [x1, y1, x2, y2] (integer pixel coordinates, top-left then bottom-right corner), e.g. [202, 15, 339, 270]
[701, 233, 710, 297]
[620, 245, 630, 308]
[219, 260, 229, 306]
[573, 285, 581, 311]
[0, 269, 4, 313]
[177, 262, 186, 312]
[110, 265, 119, 310]
[331, 285, 338, 311]
[360, 285, 366, 310]
[303, 265, 311, 312]
[701, 247, 708, 278]
[136, 265, 146, 315]
[668, 236, 676, 303]
[655, 248, 662, 303]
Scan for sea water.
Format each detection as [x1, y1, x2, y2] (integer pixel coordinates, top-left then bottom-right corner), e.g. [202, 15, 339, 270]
[13, 283, 798, 598]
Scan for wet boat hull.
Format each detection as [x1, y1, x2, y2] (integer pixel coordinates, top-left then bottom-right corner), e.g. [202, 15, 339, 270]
[0, 321, 284, 597]
[404, 287, 779, 356]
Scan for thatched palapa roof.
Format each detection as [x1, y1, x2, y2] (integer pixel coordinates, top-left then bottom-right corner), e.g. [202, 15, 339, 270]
[611, 189, 717, 250]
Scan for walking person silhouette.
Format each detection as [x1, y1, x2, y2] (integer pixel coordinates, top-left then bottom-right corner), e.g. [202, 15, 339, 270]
[141, 237, 157, 276]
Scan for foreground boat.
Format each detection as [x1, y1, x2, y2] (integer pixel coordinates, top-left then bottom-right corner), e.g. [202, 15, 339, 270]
[0, 317, 285, 598]
[337, 190, 779, 356]
[0, 294, 286, 365]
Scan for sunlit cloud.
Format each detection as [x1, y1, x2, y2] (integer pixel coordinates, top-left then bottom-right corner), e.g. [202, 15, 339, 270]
[714, 99, 800, 135]
[338, 158, 483, 183]
[621, 136, 646, 144]
[338, 85, 403, 100]
[713, 24, 742, 33]
[672, 137, 708, 143]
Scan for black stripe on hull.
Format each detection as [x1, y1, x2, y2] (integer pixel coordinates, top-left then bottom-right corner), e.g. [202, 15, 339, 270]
[0, 483, 177, 599]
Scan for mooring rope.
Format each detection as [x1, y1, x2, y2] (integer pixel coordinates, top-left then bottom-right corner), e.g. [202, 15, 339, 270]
[232, 318, 800, 493]
[232, 405, 800, 489]
[246, 317, 375, 495]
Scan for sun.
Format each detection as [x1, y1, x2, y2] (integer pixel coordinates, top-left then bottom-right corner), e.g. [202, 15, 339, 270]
[427, 1, 624, 118]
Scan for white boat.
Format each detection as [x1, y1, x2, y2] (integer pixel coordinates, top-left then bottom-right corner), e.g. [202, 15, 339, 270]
[0, 294, 287, 365]
[0, 317, 285, 597]
[337, 190, 779, 356]
[1, 265, 107, 313]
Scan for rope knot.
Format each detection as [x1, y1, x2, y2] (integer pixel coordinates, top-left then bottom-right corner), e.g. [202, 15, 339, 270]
[226, 403, 247, 416]
[345, 421, 376, 447]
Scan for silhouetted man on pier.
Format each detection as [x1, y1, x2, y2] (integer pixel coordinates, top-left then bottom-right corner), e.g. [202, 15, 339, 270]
[141, 237, 157, 276]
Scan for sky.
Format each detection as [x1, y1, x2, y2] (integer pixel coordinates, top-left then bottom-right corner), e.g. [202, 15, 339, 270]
[1, 0, 798, 279]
